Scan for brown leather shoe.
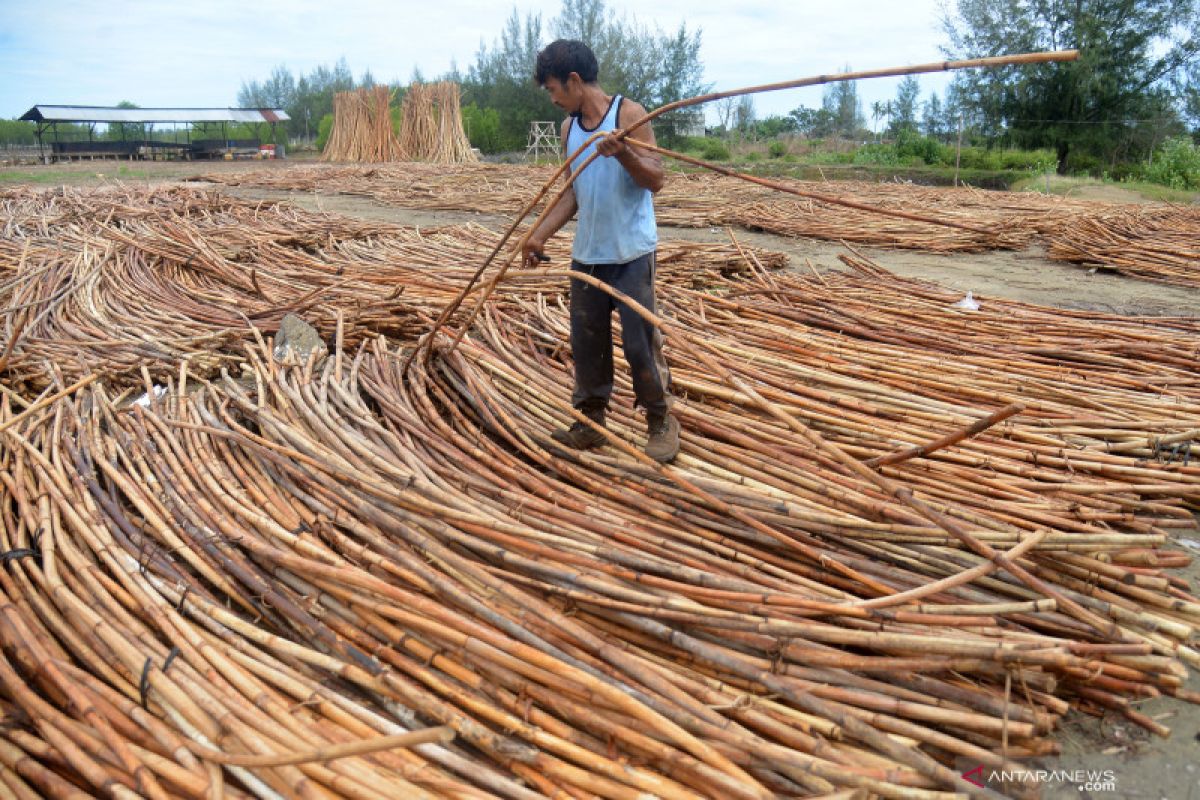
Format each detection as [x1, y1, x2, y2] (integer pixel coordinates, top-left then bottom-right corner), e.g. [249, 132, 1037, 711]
[645, 413, 680, 463]
[551, 409, 606, 450]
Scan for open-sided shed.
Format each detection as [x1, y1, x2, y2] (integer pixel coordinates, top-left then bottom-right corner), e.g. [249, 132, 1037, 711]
[17, 105, 290, 162]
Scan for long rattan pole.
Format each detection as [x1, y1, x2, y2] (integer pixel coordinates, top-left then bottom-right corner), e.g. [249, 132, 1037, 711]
[421, 49, 1080, 358]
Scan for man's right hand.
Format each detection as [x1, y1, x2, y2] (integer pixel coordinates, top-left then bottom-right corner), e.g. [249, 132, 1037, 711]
[522, 236, 548, 268]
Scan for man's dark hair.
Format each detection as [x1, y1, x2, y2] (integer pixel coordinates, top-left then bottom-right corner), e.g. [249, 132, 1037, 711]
[535, 40, 599, 86]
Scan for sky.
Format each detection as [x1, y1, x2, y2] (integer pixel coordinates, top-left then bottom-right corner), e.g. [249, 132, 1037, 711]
[0, 0, 956, 128]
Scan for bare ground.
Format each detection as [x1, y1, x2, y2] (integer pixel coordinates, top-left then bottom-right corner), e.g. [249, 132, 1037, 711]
[7, 165, 1200, 798]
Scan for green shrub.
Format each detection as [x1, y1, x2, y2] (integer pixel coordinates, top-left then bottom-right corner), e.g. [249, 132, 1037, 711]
[1066, 152, 1104, 176]
[893, 130, 942, 165]
[698, 138, 731, 161]
[998, 148, 1054, 170]
[852, 144, 900, 166]
[954, 147, 1002, 171]
[768, 140, 788, 159]
[461, 103, 502, 154]
[1145, 137, 1200, 190]
[743, 151, 762, 163]
[0, 119, 37, 146]
[316, 114, 334, 152]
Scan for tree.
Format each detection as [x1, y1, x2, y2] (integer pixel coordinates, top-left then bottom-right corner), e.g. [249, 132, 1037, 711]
[787, 106, 836, 138]
[734, 96, 756, 136]
[754, 115, 798, 138]
[922, 93, 947, 140]
[463, 0, 708, 151]
[821, 67, 865, 138]
[238, 59, 359, 140]
[942, 0, 1198, 172]
[462, 103, 504, 152]
[870, 100, 886, 137]
[0, 120, 37, 146]
[106, 100, 144, 142]
[1177, 15, 1200, 132]
[888, 76, 921, 136]
[464, 8, 557, 151]
[650, 23, 707, 141]
[550, 0, 707, 142]
[714, 96, 738, 135]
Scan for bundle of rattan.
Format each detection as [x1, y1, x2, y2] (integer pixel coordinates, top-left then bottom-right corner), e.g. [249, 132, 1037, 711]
[397, 82, 478, 164]
[322, 86, 405, 163]
[1046, 204, 1200, 288]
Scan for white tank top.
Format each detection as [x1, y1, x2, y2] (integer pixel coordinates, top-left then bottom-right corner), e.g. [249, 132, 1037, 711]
[565, 95, 658, 265]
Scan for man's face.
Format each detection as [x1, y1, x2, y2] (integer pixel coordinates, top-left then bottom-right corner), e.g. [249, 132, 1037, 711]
[543, 74, 582, 115]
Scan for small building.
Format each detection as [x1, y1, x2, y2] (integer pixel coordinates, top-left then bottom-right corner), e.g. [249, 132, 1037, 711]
[17, 105, 290, 163]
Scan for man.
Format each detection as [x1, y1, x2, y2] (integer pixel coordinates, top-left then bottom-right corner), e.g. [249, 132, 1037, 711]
[522, 39, 680, 463]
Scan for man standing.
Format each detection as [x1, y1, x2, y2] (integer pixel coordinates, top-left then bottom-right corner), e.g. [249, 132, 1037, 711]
[522, 39, 680, 463]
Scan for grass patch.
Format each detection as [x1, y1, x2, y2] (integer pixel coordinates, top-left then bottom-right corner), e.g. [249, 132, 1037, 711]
[0, 169, 87, 185]
[1010, 174, 1200, 203]
[701, 160, 1026, 190]
[0, 164, 190, 186]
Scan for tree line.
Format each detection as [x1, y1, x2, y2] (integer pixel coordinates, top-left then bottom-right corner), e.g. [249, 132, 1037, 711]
[238, 0, 1199, 173]
[232, 0, 707, 153]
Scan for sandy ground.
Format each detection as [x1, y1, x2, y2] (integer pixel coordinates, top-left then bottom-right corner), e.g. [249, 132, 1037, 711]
[6, 163, 1200, 798]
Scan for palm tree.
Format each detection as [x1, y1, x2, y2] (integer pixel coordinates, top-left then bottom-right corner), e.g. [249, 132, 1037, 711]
[870, 101, 885, 141]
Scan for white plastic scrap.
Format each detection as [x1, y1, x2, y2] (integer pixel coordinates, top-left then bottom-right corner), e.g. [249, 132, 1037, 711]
[133, 385, 167, 407]
[951, 291, 981, 311]
[1178, 538, 1200, 552]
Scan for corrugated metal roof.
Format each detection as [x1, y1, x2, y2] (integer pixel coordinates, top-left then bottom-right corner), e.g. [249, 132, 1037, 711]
[18, 106, 291, 123]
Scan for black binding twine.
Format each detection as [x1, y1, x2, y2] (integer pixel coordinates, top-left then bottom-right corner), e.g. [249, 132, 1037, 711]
[139, 647, 181, 709]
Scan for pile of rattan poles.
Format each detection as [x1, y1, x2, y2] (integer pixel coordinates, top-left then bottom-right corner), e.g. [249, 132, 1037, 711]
[191, 163, 1042, 250]
[192, 162, 1200, 281]
[322, 86, 405, 163]
[397, 82, 479, 164]
[0, 186, 781, 392]
[1047, 204, 1200, 287]
[0, 184, 1197, 799]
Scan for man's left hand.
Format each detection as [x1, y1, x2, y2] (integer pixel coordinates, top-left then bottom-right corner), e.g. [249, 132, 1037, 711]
[595, 132, 627, 158]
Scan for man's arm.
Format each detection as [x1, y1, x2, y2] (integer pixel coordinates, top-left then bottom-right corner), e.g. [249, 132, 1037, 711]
[595, 99, 665, 193]
[523, 118, 579, 267]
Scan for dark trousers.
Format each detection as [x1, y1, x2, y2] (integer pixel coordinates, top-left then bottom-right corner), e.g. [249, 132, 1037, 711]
[569, 252, 671, 418]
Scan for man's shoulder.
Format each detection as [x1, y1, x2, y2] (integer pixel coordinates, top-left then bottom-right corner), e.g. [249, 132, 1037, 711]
[617, 98, 650, 122]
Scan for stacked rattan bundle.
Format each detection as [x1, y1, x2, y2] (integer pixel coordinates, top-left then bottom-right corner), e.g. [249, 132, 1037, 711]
[397, 82, 478, 164]
[322, 86, 405, 163]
